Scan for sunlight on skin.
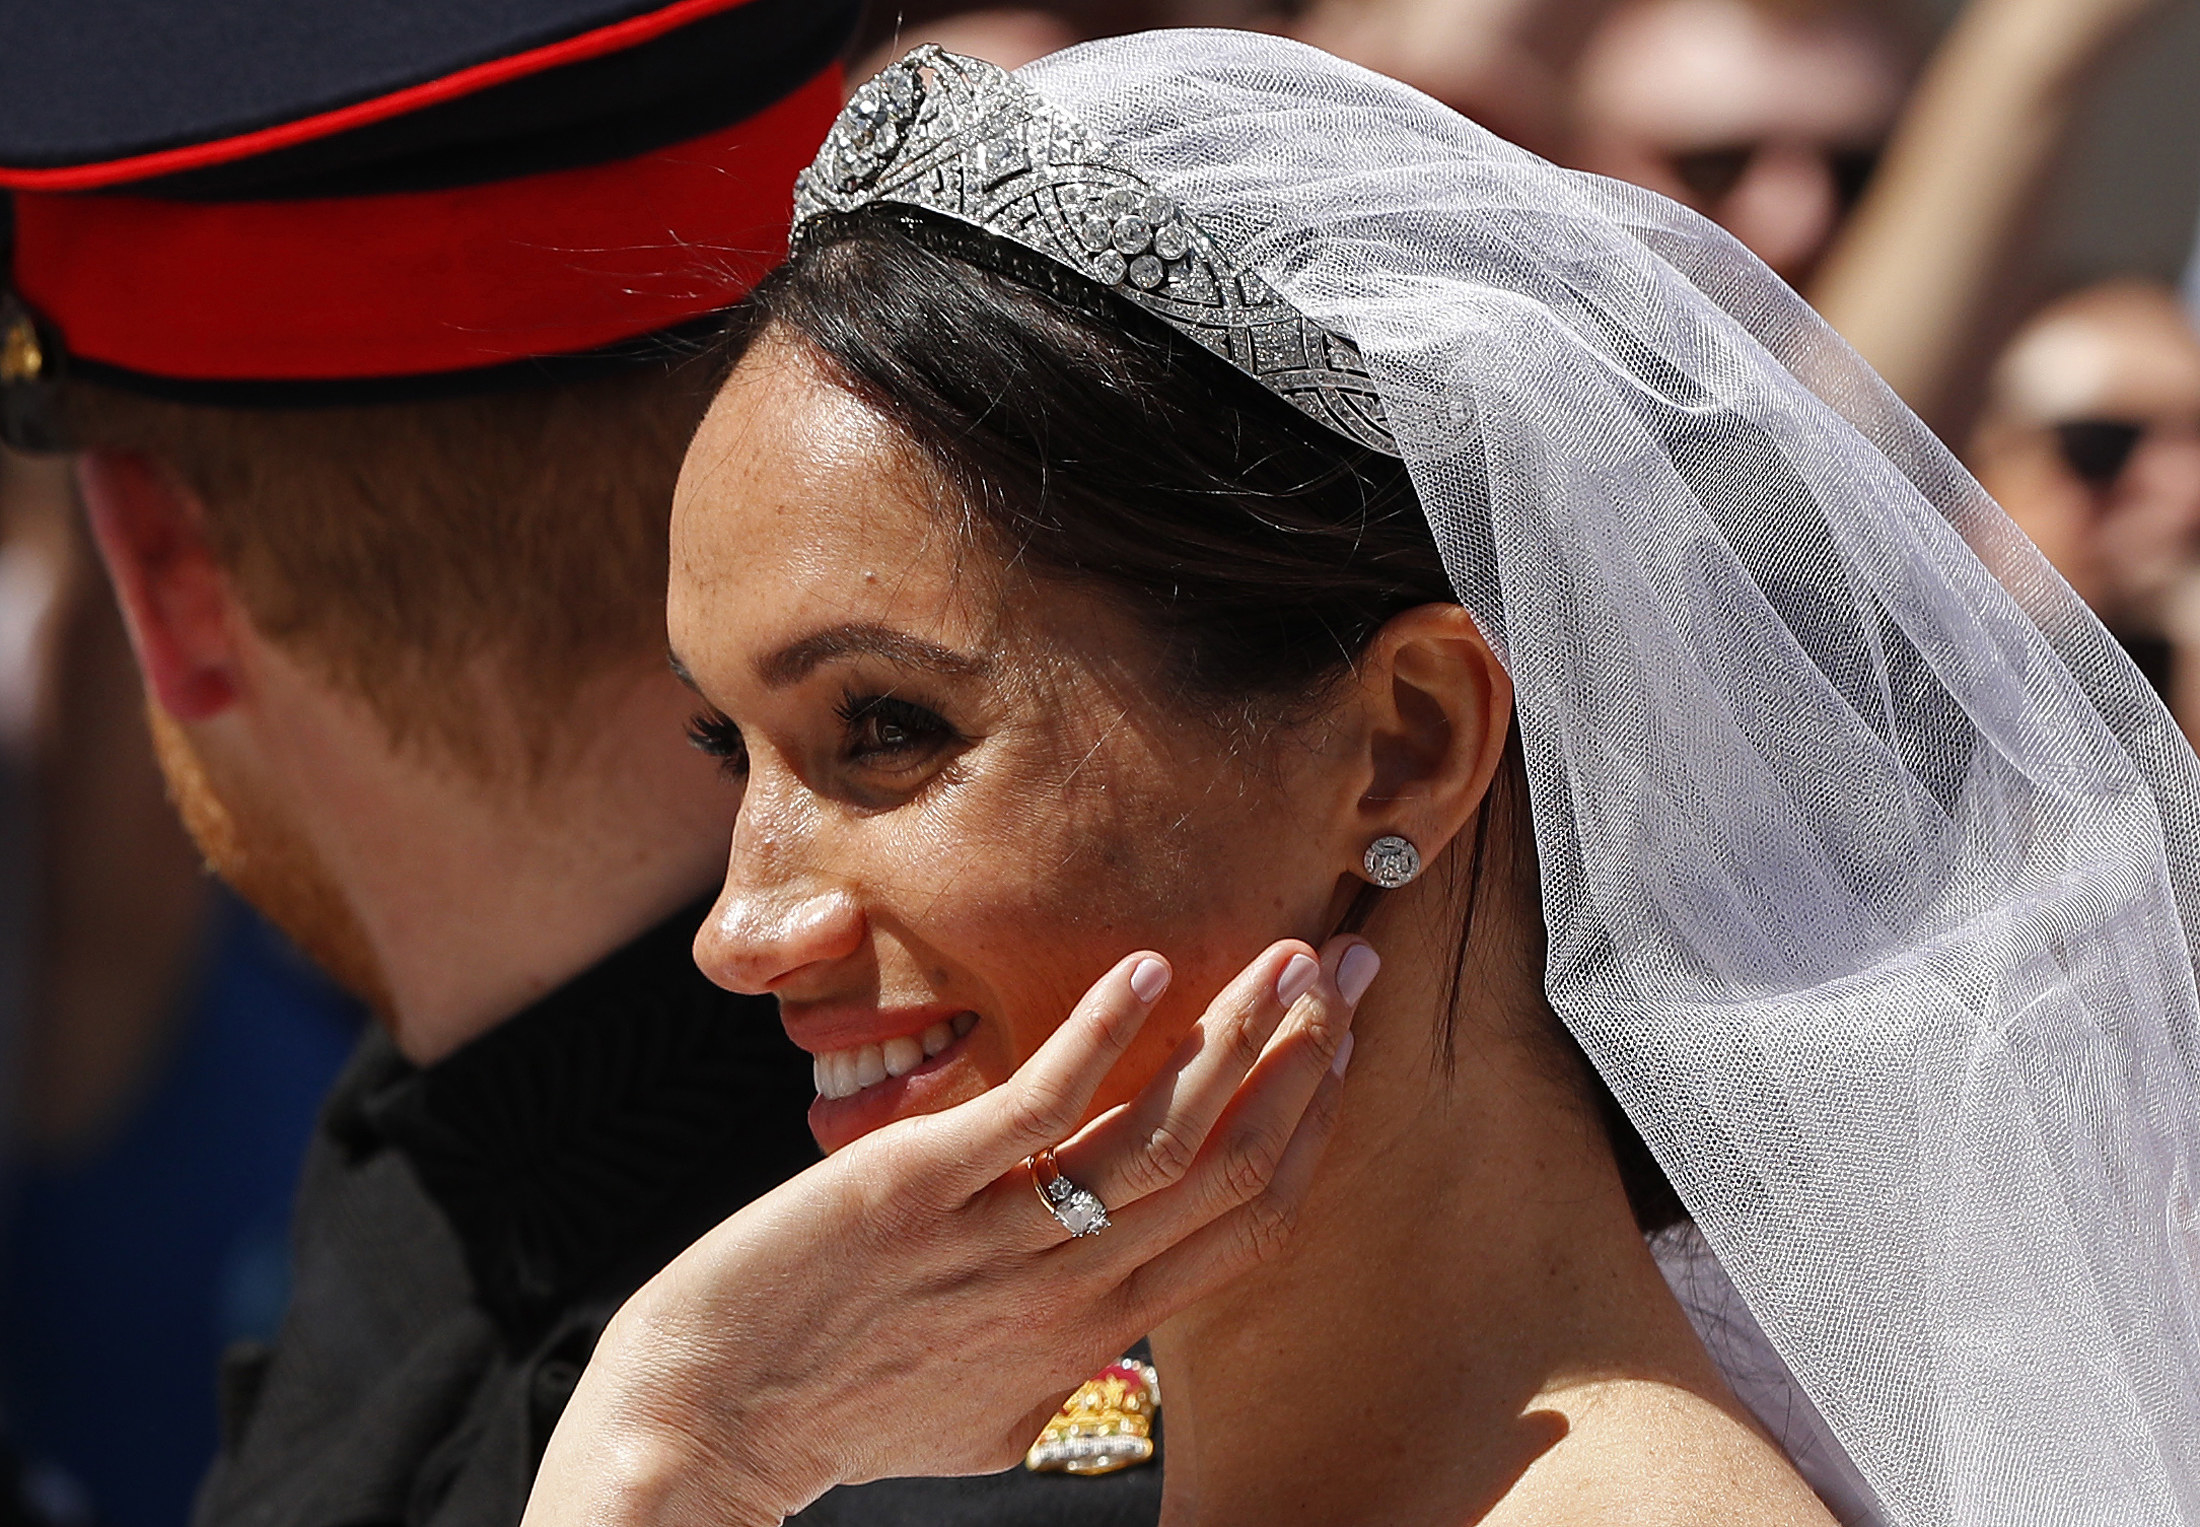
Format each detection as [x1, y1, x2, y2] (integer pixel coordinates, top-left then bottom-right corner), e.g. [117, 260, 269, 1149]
[666, 334, 1364, 1153]
[658, 330, 1831, 1527]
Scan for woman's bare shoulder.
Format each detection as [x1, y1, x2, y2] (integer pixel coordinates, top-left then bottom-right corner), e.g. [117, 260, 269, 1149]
[1479, 1377, 1840, 1527]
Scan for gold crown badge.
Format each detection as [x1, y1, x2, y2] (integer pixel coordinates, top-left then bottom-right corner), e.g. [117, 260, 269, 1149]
[1024, 1357, 1161, 1476]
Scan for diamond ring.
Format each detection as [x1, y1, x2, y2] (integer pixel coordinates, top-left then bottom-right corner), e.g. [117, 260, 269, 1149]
[1028, 1147, 1110, 1238]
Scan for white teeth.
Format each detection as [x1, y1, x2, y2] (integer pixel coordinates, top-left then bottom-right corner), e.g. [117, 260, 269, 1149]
[816, 1050, 857, 1101]
[882, 1035, 925, 1077]
[811, 1015, 978, 1100]
[853, 1045, 888, 1088]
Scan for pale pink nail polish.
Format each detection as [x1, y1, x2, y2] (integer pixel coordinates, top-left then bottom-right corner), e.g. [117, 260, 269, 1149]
[1129, 957, 1171, 1004]
[1275, 953, 1320, 1007]
[1337, 944, 1381, 1005]
[1330, 1031, 1356, 1077]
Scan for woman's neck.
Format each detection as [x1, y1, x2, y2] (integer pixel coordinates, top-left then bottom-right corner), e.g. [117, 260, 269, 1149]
[1147, 918, 1741, 1527]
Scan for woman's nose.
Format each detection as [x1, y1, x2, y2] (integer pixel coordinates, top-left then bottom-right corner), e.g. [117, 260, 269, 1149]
[696, 884, 866, 995]
[693, 799, 866, 996]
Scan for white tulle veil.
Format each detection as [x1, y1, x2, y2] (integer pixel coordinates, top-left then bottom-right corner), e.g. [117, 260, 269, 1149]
[795, 29, 2200, 1524]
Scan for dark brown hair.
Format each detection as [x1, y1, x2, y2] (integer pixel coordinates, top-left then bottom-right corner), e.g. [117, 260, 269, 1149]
[736, 207, 1685, 1232]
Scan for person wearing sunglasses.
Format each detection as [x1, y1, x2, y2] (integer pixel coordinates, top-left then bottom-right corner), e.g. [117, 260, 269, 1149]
[1972, 279, 2200, 734]
[1569, 0, 1910, 287]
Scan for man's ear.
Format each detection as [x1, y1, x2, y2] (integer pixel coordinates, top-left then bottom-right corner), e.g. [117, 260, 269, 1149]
[75, 450, 243, 722]
[1346, 603, 1513, 862]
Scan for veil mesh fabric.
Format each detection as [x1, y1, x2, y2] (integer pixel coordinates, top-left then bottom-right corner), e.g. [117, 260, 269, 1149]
[1019, 31, 2200, 1524]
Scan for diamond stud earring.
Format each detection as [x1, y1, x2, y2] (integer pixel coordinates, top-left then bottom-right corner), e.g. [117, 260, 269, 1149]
[1363, 834, 1421, 889]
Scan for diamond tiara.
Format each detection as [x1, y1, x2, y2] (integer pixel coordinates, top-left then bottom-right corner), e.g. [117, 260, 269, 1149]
[792, 46, 1400, 458]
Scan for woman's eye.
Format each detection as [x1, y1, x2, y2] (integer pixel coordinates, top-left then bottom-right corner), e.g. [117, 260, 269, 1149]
[836, 693, 958, 765]
[685, 711, 749, 776]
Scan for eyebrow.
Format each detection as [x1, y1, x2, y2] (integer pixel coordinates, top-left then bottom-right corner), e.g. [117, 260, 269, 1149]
[757, 623, 988, 689]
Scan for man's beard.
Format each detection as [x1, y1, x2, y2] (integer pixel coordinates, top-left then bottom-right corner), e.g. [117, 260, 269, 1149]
[146, 707, 394, 1018]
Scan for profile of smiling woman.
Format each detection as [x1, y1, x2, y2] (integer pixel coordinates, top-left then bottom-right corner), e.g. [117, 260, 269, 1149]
[548, 32, 2200, 1527]
[651, 225, 1828, 1527]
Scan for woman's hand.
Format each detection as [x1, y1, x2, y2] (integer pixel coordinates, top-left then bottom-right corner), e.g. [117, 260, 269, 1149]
[522, 934, 1378, 1527]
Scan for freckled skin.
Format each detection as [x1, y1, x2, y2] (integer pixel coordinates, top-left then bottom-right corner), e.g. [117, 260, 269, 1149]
[666, 336, 1837, 1527]
[667, 334, 1354, 1139]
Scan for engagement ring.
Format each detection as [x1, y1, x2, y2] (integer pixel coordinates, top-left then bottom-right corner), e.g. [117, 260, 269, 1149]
[1028, 1147, 1110, 1238]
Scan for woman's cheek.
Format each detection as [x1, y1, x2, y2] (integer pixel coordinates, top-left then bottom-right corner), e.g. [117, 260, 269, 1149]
[851, 791, 1091, 1072]
[902, 709, 1237, 1086]
[1089, 1000, 1206, 1116]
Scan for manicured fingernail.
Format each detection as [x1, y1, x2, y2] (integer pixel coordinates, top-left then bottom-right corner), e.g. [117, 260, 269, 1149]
[1337, 944, 1381, 1005]
[1330, 1031, 1356, 1077]
[1275, 953, 1320, 1007]
[1129, 957, 1171, 1004]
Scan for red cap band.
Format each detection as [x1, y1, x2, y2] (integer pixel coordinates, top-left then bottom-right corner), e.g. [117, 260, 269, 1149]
[8, 66, 839, 384]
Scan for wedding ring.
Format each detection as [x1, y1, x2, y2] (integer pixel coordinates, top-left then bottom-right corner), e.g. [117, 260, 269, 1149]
[1028, 1146, 1111, 1238]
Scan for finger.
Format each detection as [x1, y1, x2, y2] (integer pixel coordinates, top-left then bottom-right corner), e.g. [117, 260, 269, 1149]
[1057, 936, 1368, 1215]
[983, 939, 1321, 1253]
[943, 949, 1173, 1190]
[1079, 935, 1369, 1265]
[1116, 1054, 1349, 1322]
[1059, 940, 1321, 1207]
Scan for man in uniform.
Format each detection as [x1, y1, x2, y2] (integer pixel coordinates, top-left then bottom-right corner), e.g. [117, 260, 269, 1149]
[0, 4, 1162, 1523]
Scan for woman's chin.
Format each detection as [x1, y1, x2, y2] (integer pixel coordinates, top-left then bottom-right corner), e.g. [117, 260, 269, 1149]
[809, 1053, 989, 1154]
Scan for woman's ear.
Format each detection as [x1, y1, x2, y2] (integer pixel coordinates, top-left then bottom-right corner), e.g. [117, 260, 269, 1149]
[1343, 604, 1513, 868]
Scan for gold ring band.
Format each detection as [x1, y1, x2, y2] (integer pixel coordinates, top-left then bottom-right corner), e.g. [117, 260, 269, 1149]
[1028, 1146, 1063, 1206]
[1025, 1145, 1110, 1238]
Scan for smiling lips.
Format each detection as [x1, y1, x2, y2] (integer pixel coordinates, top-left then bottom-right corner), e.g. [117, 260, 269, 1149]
[812, 1011, 977, 1100]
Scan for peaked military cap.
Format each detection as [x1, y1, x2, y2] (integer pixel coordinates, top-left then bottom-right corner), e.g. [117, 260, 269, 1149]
[0, 0, 859, 444]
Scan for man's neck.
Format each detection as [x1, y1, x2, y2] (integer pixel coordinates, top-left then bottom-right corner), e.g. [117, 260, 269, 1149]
[240, 654, 737, 1065]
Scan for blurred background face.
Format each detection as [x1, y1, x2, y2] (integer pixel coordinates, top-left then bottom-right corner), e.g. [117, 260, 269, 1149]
[1571, 0, 1906, 283]
[1287, 0, 1607, 157]
[1972, 281, 2200, 631]
[846, 7, 1081, 82]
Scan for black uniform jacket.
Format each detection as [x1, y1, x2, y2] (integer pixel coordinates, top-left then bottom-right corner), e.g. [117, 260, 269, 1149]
[193, 905, 1161, 1527]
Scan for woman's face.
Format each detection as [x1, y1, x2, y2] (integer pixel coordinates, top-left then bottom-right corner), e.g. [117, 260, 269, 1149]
[668, 334, 1353, 1152]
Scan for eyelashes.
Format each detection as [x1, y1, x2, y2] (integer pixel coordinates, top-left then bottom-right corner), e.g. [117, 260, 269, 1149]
[686, 690, 963, 780]
[833, 689, 962, 764]
[686, 709, 748, 775]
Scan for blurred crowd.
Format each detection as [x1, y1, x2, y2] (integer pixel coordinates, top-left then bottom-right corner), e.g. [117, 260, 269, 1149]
[2, 0, 2196, 1523]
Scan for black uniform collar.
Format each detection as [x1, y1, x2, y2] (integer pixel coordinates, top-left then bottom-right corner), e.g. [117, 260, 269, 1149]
[324, 898, 818, 1341]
